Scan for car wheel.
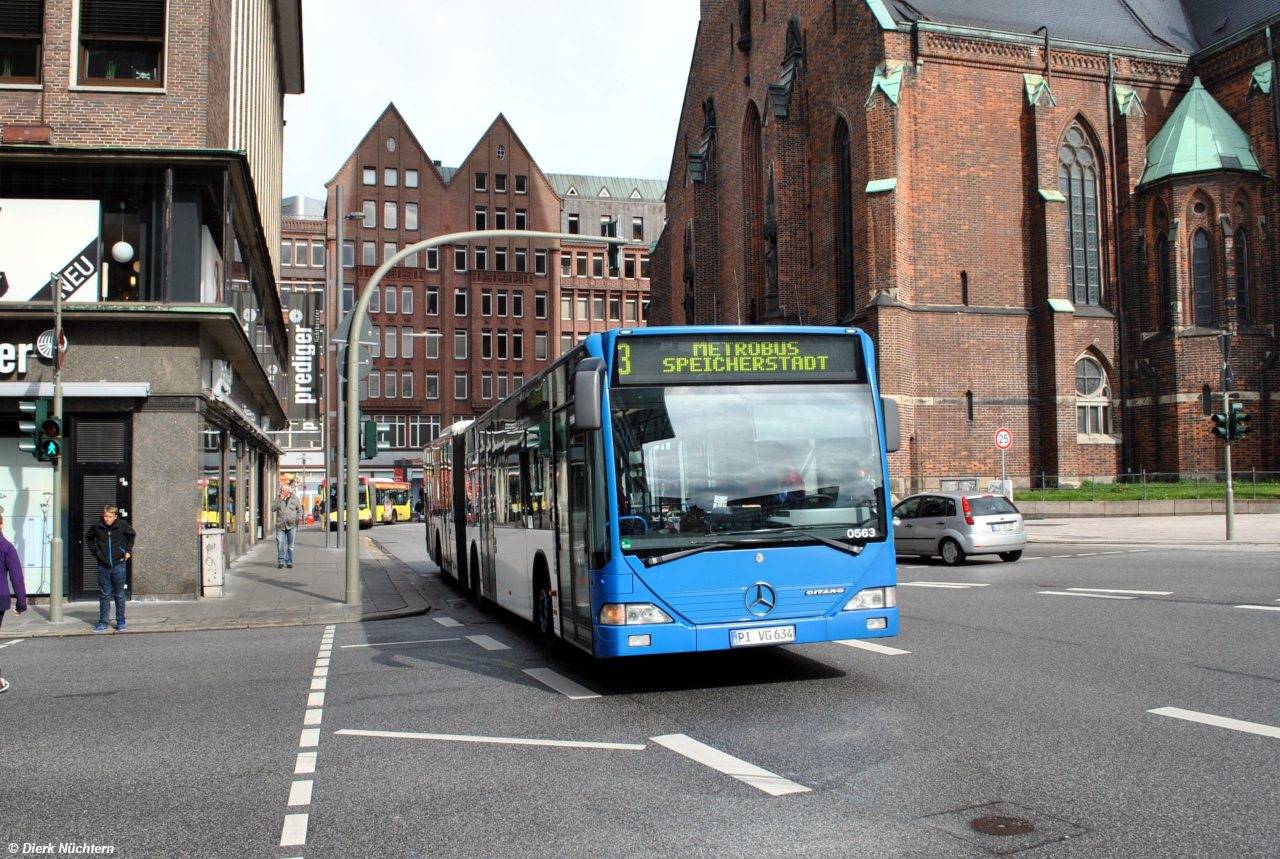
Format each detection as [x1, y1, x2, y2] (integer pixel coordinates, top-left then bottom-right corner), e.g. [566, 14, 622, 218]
[939, 538, 965, 566]
[999, 550, 1023, 562]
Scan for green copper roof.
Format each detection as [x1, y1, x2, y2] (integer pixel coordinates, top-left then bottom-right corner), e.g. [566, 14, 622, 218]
[1139, 77, 1261, 187]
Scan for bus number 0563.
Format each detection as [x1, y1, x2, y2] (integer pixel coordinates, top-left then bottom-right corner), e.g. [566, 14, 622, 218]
[847, 528, 877, 539]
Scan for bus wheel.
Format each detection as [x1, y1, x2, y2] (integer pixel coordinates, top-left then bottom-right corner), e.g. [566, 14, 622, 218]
[432, 533, 442, 568]
[534, 565, 562, 657]
[939, 538, 966, 566]
[470, 547, 491, 613]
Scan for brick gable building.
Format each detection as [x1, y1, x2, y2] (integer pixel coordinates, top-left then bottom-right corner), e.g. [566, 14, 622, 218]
[651, 0, 1280, 492]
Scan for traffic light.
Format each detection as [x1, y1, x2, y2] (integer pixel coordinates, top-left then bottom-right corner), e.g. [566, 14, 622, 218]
[17, 399, 46, 460]
[39, 412, 63, 462]
[1229, 404, 1251, 441]
[1209, 412, 1229, 440]
[605, 219, 621, 274]
[362, 418, 391, 459]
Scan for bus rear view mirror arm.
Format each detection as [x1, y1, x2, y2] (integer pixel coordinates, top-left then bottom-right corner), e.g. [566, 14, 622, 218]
[881, 396, 901, 453]
[575, 358, 607, 431]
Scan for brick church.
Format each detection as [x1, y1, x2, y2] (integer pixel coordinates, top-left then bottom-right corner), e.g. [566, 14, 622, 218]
[650, 0, 1280, 492]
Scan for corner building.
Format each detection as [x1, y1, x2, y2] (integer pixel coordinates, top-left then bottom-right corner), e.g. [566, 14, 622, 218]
[0, 0, 303, 598]
[651, 0, 1280, 491]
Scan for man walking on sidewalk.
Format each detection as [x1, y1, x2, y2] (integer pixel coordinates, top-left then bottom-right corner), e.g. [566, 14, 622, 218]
[273, 483, 303, 569]
[85, 505, 134, 632]
[0, 513, 28, 692]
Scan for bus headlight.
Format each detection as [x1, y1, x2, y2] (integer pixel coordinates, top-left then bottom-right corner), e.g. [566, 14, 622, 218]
[599, 603, 674, 626]
[843, 587, 896, 611]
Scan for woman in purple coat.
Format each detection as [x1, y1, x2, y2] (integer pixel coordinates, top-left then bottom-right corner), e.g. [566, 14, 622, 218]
[0, 512, 28, 693]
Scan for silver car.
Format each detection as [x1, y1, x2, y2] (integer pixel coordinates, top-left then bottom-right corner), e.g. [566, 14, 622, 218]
[892, 492, 1026, 565]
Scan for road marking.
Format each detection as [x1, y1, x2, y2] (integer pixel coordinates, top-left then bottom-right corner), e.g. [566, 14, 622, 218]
[294, 752, 316, 774]
[1052, 554, 1075, 558]
[279, 813, 308, 847]
[313, 666, 329, 677]
[836, 639, 911, 655]
[340, 637, 460, 649]
[1127, 549, 1147, 553]
[899, 564, 925, 569]
[307, 692, 324, 707]
[1236, 605, 1280, 612]
[315, 657, 330, 666]
[1068, 588, 1173, 596]
[303, 709, 322, 726]
[899, 581, 991, 589]
[1102, 551, 1126, 555]
[300, 728, 320, 747]
[523, 668, 602, 700]
[1075, 552, 1098, 557]
[310, 678, 327, 690]
[1148, 707, 1280, 739]
[335, 728, 645, 750]
[433, 616, 463, 627]
[0, 639, 25, 649]
[287, 780, 312, 806]
[467, 634, 511, 651]
[1039, 591, 1136, 600]
[650, 733, 811, 796]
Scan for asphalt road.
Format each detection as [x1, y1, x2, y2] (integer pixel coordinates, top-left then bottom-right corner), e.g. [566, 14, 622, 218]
[2, 524, 1277, 858]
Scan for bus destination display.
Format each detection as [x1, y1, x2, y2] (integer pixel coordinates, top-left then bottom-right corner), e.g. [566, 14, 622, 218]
[613, 333, 864, 386]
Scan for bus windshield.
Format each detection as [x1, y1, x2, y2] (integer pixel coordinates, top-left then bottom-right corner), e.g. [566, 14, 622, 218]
[611, 382, 885, 555]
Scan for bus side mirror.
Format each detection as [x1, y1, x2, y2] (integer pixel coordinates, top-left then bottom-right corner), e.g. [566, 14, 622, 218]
[574, 358, 607, 431]
[881, 396, 901, 453]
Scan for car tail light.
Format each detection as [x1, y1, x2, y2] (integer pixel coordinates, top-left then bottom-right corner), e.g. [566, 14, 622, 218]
[962, 497, 975, 525]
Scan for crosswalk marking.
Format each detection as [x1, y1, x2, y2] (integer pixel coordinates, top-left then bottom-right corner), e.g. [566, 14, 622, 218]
[336, 728, 645, 750]
[836, 639, 910, 655]
[523, 668, 601, 700]
[650, 733, 811, 796]
[1149, 707, 1280, 739]
[466, 634, 511, 651]
[433, 616, 464, 627]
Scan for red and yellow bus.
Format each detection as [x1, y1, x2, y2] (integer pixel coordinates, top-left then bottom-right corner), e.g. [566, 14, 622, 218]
[324, 478, 413, 529]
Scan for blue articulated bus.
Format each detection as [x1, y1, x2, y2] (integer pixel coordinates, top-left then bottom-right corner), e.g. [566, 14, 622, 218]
[423, 325, 901, 658]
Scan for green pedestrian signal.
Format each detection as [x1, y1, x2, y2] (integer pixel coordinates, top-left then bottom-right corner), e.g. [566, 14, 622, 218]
[1229, 404, 1251, 441]
[1209, 412, 1229, 440]
[605, 219, 621, 274]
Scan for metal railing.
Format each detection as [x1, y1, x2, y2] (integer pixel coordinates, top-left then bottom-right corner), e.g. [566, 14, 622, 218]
[906, 471, 1280, 502]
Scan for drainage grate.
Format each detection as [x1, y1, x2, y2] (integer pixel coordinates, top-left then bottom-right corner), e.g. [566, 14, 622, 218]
[918, 801, 1087, 855]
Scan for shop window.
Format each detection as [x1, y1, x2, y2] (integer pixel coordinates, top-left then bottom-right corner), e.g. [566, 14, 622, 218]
[79, 0, 165, 87]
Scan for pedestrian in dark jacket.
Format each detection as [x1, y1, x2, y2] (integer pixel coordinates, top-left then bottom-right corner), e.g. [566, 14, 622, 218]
[0, 512, 28, 693]
[85, 505, 135, 632]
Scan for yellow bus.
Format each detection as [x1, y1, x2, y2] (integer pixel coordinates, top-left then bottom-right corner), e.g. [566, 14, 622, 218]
[325, 478, 413, 529]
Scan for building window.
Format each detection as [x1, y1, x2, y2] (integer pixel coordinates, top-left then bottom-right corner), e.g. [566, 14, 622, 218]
[311, 241, 325, 267]
[592, 253, 604, 278]
[560, 334, 572, 355]
[370, 286, 381, 314]
[369, 325, 381, 357]
[577, 296, 588, 321]
[1193, 228, 1212, 326]
[567, 214, 580, 234]
[454, 329, 467, 359]
[513, 373, 524, 389]
[600, 215, 611, 236]
[966, 391, 974, 422]
[535, 332, 547, 361]
[515, 175, 527, 194]
[593, 296, 605, 321]
[368, 371, 380, 399]
[512, 290, 524, 317]
[401, 287, 412, 315]
[404, 250, 419, 268]
[1235, 230, 1250, 323]
[515, 209, 527, 230]
[497, 290, 508, 317]
[1075, 356, 1110, 435]
[401, 371, 412, 398]
[496, 145, 505, 161]
[495, 208, 507, 230]
[426, 247, 438, 271]
[405, 202, 418, 231]
[454, 247, 467, 272]
[383, 285, 396, 314]
[632, 216, 644, 240]
[363, 167, 376, 185]
[475, 206, 487, 232]
[640, 254, 650, 279]
[625, 299, 636, 322]
[624, 255, 636, 279]
[560, 253, 572, 278]
[425, 327, 439, 359]
[481, 290, 493, 316]
[535, 291, 547, 318]
[495, 173, 507, 193]
[401, 326, 413, 358]
[343, 241, 355, 268]
[576, 253, 588, 277]
[384, 168, 397, 187]
[561, 294, 573, 320]
[280, 240, 294, 266]
[1157, 234, 1172, 328]
[363, 200, 377, 227]
[384, 371, 397, 399]
[474, 173, 487, 192]
[385, 325, 397, 358]
[497, 329, 508, 360]
[835, 118, 855, 316]
[426, 287, 439, 316]
[474, 246, 486, 271]
[79, 0, 165, 86]
[454, 371, 468, 400]
[409, 415, 438, 447]
[383, 242, 397, 263]
[362, 241, 376, 266]
[495, 247, 507, 272]
[482, 372, 494, 400]
[535, 249, 546, 276]
[497, 373, 509, 399]
[642, 300, 650, 321]
[514, 248, 527, 272]
[454, 288, 467, 316]
[512, 330, 524, 360]
[405, 169, 419, 188]
[426, 371, 439, 400]
[481, 329, 492, 359]
[342, 283, 354, 312]
[1059, 125, 1102, 306]
[609, 297, 620, 321]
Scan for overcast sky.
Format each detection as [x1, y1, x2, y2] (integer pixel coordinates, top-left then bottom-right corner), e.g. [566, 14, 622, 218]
[282, 0, 701, 201]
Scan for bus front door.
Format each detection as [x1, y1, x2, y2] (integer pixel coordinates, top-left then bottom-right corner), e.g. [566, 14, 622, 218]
[554, 408, 593, 649]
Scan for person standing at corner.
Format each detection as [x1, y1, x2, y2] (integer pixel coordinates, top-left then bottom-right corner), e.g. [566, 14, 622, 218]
[0, 513, 28, 692]
[85, 504, 133, 633]
[273, 483, 303, 569]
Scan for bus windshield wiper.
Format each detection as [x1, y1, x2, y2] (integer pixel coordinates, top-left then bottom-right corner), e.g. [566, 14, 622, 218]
[642, 542, 737, 567]
[774, 530, 865, 556]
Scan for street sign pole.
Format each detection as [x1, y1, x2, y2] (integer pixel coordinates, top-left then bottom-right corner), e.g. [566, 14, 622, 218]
[49, 273, 64, 622]
[343, 228, 628, 605]
[994, 428, 1013, 500]
[1220, 332, 1235, 542]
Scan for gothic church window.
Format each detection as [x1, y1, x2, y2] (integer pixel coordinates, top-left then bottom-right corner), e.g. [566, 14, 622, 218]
[1075, 356, 1110, 435]
[1157, 234, 1173, 328]
[1234, 230, 1250, 323]
[1192, 229, 1212, 326]
[1058, 126, 1101, 306]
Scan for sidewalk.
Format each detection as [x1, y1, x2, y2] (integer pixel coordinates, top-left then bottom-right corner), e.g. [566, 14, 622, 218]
[0, 525, 434, 638]
[1026, 513, 1280, 549]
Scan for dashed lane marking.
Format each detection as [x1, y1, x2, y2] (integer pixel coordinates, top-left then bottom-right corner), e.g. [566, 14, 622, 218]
[280, 813, 309, 847]
[898, 581, 991, 589]
[335, 728, 645, 751]
[1039, 591, 1136, 600]
[294, 752, 316, 774]
[523, 668, 602, 700]
[1149, 707, 1280, 739]
[0, 639, 25, 649]
[650, 733, 811, 797]
[835, 639, 911, 655]
[1068, 588, 1173, 596]
[466, 634, 511, 651]
[433, 616, 464, 627]
[1102, 551, 1126, 555]
[1236, 605, 1280, 612]
[340, 638, 460, 649]
[287, 780, 313, 806]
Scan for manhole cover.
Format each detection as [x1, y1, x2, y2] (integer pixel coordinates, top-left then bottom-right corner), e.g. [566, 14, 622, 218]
[971, 816, 1034, 836]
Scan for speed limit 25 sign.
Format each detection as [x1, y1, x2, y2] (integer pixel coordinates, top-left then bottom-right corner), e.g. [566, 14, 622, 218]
[994, 428, 1013, 450]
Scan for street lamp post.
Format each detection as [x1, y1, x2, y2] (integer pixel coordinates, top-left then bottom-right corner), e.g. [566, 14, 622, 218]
[342, 229, 626, 605]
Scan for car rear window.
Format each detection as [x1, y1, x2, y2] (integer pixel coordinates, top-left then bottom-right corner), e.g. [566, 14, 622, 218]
[968, 495, 1017, 516]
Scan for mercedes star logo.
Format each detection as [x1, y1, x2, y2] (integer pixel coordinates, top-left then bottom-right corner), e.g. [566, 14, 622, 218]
[745, 582, 777, 617]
